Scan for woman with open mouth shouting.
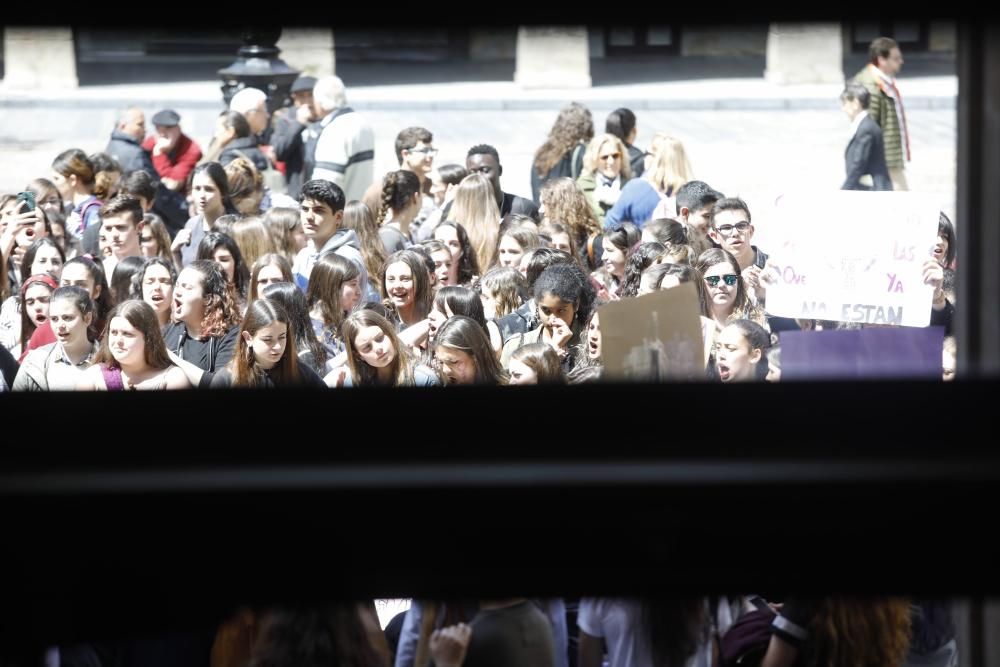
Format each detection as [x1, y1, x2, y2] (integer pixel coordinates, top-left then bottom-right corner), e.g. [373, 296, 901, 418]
[13, 286, 99, 391]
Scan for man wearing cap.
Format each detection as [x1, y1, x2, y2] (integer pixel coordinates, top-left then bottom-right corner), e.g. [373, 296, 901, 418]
[141, 109, 203, 193]
[271, 75, 319, 198]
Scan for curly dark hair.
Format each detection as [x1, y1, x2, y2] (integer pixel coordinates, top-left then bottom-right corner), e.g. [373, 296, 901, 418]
[532, 262, 597, 325]
[186, 259, 240, 338]
[621, 242, 667, 298]
[533, 102, 594, 177]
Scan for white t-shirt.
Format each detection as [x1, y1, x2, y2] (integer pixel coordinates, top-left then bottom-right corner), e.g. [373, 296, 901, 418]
[577, 598, 711, 667]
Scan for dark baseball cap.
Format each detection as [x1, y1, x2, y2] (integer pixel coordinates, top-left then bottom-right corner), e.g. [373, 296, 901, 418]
[290, 76, 317, 94]
[151, 109, 181, 127]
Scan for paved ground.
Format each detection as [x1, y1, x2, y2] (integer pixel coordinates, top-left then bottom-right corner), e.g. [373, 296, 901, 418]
[0, 60, 957, 230]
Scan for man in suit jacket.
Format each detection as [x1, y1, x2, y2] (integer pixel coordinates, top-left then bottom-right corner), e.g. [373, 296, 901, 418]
[841, 83, 893, 192]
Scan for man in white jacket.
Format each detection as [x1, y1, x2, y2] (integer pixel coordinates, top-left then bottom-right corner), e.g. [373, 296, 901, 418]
[308, 76, 375, 203]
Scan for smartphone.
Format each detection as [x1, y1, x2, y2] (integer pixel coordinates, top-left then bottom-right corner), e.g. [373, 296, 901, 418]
[15, 191, 36, 213]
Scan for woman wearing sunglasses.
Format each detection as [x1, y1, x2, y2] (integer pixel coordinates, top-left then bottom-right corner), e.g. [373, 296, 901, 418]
[694, 248, 765, 332]
[576, 133, 633, 226]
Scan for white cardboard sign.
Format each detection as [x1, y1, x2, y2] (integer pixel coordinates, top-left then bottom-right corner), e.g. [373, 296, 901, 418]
[764, 191, 942, 327]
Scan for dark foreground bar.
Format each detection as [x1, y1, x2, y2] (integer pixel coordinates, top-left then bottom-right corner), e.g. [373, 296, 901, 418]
[1, 380, 997, 654]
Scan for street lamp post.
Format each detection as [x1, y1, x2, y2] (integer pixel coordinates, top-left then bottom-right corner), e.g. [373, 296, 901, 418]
[219, 28, 300, 113]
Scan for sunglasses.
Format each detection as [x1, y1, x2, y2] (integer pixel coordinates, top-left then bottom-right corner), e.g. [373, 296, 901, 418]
[408, 147, 439, 156]
[705, 274, 739, 287]
[140, 236, 153, 243]
[599, 153, 621, 160]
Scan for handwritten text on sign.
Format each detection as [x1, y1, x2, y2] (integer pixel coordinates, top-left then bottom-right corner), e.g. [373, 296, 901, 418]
[764, 191, 942, 327]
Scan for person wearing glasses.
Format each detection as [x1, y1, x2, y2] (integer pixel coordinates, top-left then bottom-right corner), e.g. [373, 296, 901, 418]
[604, 134, 693, 232]
[694, 248, 764, 332]
[394, 127, 439, 238]
[706, 198, 770, 300]
[576, 133, 633, 226]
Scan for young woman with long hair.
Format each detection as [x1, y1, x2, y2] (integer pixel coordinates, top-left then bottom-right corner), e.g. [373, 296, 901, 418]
[163, 259, 242, 386]
[593, 222, 641, 300]
[172, 162, 239, 268]
[342, 200, 389, 296]
[576, 133, 633, 224]
[248, 253, 294, 303]
[694, 248, 765, 331]
[12, 285, 100, 391]
[197, 231, 251, 305]
[538, 177, 603, 270]
[604, 133, 694, 231]
[133, 256, 177, 330]
[381, 249, 433, 330]
[326, 308, 438, 388]
[433, 315, 505, 386]
[261, 281, 329, 376]
[508, 342, 565, 385]
[210, 298, 324, 388]
[262, 207, 308, 266]
[445, 173, 499, 274]
[376, 170, 422, 254]
[433, 221, 480, 287]
[51, 148, 104, 240]
[307, 252, 363, 358]
[531, 102, 594, 203]
[78, 300, 188, 390]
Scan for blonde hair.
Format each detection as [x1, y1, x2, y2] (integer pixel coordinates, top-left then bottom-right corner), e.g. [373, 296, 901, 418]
[447, 173, 499, 274]
[478, 267, 525, 319]
[539, 178, 602, 246]
[582, 133, 633, 180]
[224, 157, 263, 211]
[645, 133, 693, 196]
[230, 215, 276, 269]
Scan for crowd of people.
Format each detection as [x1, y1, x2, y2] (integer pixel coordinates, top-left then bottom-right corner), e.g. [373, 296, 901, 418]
[0, 65, 956, 391]
[0, 33, 965, 667]
[0, 34, 955, 393]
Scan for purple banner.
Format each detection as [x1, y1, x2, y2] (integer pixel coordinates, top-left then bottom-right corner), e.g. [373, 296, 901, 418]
[780, 327, 944, 380]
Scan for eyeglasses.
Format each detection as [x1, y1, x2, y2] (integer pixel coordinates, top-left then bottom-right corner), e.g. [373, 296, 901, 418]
[714, 221, 751, 236]
[408, 147, 439, 156]
[704, 274, 740, 287]
[599, 153, 621, 161]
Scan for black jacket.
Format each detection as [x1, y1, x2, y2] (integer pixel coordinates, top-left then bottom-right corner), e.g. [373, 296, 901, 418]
[106, 130, 158, 181]
[626, 143, 645, 179]
[270, 108, 315, 197]
[842, 115, 893, 191]
[219, 137, 270, 173]
[530, 143, 586, 204]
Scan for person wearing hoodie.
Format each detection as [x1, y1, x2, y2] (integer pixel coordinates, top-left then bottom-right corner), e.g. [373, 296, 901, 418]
[293, 179, 379, 302]
[105, 107, 158, 182]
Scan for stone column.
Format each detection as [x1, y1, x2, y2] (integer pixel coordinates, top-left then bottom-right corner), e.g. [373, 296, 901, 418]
[764, 23, 843, 85]
[514, 26, 591, 89]
[276, 28, 335, 77]
[2, 27, 78, 89]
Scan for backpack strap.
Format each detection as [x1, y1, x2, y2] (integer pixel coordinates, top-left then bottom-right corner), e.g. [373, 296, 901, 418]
[100, 364, 125, 391]
[80, 199, 104, 231]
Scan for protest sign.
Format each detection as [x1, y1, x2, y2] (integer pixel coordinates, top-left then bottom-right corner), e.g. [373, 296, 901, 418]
[763, 191, 941, 327]
[781, 326, 944, 380]
[600, 281, 705, 381]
